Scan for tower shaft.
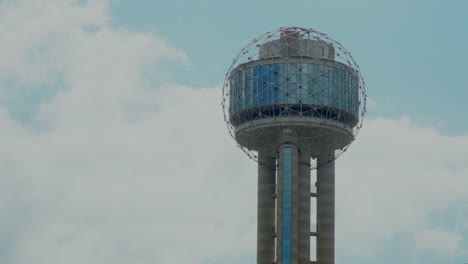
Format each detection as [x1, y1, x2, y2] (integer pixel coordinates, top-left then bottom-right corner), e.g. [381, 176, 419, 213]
[316, 151, 335, 264]
[298, 152, 311, 264]
[257, 148, 336, 264]
[257, 146, 312, 264]
[257, 154, 276, 264]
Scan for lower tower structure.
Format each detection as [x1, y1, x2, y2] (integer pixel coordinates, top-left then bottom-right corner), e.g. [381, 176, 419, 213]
[257, 145, 335, 264]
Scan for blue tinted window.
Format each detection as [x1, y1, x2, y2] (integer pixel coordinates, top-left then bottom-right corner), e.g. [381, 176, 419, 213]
[230, 62, 359, 119]
[282, 147, 292, 264]
[253, 66, 261, 106]
[270, 64, 280, 104]
[245, 68, 252, 107]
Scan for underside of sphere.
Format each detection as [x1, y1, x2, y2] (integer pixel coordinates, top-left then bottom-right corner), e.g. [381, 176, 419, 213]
[235, 116, 354, 157]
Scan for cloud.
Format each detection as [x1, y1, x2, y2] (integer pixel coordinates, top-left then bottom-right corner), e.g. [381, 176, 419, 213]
[0, 1, 253, 264]
[336, 117, 468, 259]
[0, 0, 109, 83]
[0, 0, 189, 127]
[0, 1, 468, 264]
[0, 84, 257, 264]
[414, 229, 462, 255]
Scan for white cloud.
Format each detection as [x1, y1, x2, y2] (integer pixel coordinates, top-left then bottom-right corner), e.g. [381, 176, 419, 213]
[414, 229, 462, 255]
[0, 0, 110, 83]
[336, 117, 468, 258]
[0, 84, 257, 264]
[1, 1, 468, 264]
[0, 1, 253, 264]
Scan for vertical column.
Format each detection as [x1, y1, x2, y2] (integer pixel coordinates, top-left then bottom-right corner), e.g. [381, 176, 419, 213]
[277, 145, 300, 264]
[298, 153, 311, 264]
[316, 150, 335, 264]
[257, 153, 276, 264]
[282, 147, 293, 264]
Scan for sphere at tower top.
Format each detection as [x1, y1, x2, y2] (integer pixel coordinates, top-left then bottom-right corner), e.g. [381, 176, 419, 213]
[222, 26, 366, 169]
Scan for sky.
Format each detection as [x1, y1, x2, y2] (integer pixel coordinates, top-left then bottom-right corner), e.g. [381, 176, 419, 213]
[0, 0, 467, 263]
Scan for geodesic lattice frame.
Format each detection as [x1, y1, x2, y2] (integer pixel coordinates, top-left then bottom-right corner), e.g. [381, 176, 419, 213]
[222, 27, 366, 169]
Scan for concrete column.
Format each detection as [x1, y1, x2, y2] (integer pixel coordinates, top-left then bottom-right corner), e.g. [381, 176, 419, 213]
[291, 147, 299, 264]
[298, 153, 311, 264]
[257, 153, 276, 264]
[316, 150, 335, 264]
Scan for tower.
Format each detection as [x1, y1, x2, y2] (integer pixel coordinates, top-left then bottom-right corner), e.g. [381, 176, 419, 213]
[222, 27, 366, 264]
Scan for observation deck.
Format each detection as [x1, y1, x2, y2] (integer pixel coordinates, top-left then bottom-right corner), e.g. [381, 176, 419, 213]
[227, 30, 360, 155]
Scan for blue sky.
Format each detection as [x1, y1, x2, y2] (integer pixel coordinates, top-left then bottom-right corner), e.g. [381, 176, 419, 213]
[0, 0, 467, 264]
[110, 0, 468, 135]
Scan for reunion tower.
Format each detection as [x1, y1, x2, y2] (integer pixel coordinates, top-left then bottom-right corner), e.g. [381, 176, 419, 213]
[222, 27, 366, 264]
